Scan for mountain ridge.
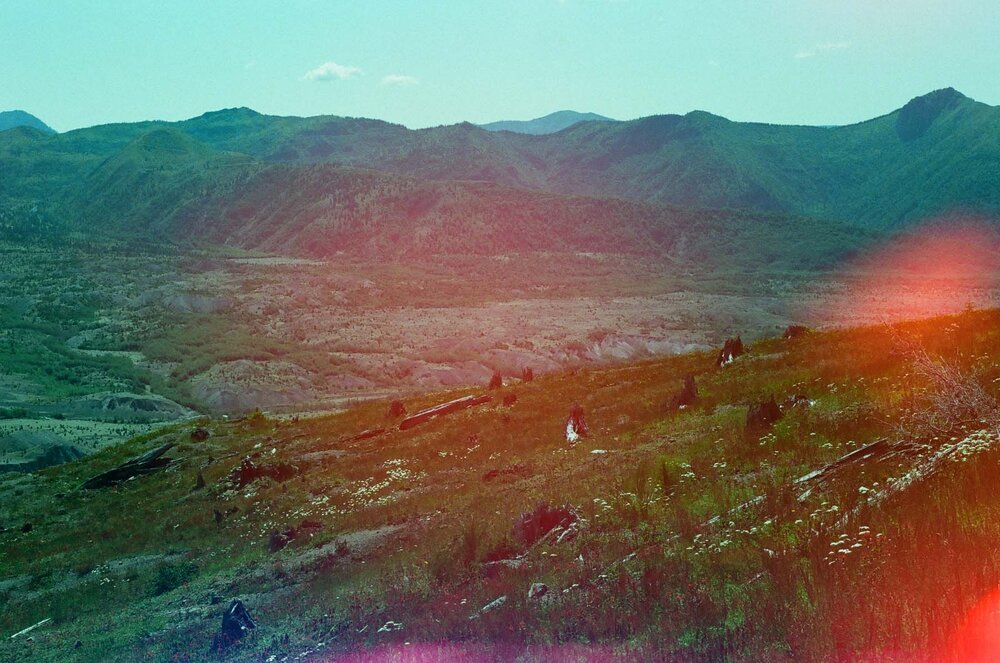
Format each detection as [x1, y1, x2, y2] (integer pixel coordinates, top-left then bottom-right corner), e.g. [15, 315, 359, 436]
[2, 88, 998, 254]
[479, 110, 616, 135]
[0, 110, 56, 134]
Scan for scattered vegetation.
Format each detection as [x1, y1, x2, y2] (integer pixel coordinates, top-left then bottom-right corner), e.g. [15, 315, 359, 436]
[4, 309, 1000, 661]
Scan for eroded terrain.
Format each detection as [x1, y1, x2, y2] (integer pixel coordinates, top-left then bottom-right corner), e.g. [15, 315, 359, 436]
[3, 240, 999, 467]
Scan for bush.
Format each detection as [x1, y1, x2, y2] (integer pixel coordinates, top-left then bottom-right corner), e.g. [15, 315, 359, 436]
[150, 560, 199, 596]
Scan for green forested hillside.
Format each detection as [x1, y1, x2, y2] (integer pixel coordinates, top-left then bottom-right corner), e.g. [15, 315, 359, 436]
[1, 88, 997, 258]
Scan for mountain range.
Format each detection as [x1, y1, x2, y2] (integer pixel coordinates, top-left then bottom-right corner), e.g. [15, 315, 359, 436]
[2, 88, 998, 265]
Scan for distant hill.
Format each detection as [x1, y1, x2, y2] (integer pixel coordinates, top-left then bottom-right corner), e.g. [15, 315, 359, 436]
[479, 110, 616, 135]
[0, 110, 55, 134]
[1, 87, 999, 252]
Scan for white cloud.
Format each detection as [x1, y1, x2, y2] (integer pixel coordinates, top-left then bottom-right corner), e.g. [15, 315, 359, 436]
[794, 41, 851, 59]
[381, 74, 418, 86]
[303, 61, 363, 82]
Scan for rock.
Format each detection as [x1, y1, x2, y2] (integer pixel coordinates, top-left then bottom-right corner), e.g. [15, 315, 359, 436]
[784, 325, 810, 339]
[190, 427, 210, 442]
[20, 522, 32, 534]
[502, 392, 518, 407]
[522, 367, 534, 382]
[487, 370, 503, 390]
[387, 400, 407, 418]
[528, 582, 549, 600]
[80, 443, 175, 489]
[716, 336, 745, 367]
[211, 600, 256, 652]
[746, 395, 783, 434]
[565, 403, 589, 443]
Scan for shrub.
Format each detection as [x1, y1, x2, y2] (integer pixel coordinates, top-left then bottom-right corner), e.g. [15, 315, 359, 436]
[150, 560, 199, 596]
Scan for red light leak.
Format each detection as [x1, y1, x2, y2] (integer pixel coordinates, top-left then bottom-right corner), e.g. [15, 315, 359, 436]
[802, 219, 1000, 326]
[945, 586, 1000, 662]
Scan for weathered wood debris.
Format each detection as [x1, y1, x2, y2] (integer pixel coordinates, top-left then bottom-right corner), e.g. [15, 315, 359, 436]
[745, 395, 782, 434]
[795, 438, 893, 486]
[784, 325, 810, 339]
[80, 443, 175, 489]
[565, 403, 589, 442]
[716, 336, 745, 367]
[668, 374, 698, 411]
[398, 394, 493, 431]
[211, 600, 256, 652]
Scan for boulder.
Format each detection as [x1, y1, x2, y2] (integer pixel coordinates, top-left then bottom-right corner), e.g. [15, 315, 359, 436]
[502, 392, 518, 407]
[190, 427, 210, 442]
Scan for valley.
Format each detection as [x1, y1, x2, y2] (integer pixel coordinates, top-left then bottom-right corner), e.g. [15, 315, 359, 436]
[4, 236, 1000, 477]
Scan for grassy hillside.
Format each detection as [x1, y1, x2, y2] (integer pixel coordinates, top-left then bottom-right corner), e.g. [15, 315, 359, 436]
[4, 309, 1000, 661]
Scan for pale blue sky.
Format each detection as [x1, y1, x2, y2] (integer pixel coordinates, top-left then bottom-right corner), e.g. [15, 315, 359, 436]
[3, 0, 998, 132]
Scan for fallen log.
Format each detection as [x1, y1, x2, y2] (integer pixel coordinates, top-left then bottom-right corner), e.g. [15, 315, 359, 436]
[795, 438, 892, 486]
[9, 617, 51, 639]
[342, 427, 386, 443]
[81, 443, 176, 489]
[399, 394, 492, 431]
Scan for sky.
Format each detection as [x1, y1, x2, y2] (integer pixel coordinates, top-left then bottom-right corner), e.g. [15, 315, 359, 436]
[2, 0, 998, 132]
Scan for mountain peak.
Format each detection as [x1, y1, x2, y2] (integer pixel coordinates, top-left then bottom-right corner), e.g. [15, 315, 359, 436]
[192, 107, 264, 123]
[479, 110, 615, 135]
[0, 110, 56, 134]
[896, 88, 969, 140]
